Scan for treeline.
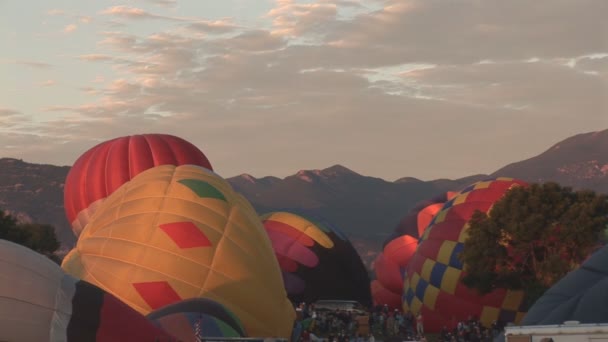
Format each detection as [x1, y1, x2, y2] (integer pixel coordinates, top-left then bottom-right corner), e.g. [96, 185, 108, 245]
[0, 210, 60, 263]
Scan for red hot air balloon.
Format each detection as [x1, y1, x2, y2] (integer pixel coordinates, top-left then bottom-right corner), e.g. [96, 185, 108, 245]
[64, 134, 212, 237]
[402, 178, 528, 332]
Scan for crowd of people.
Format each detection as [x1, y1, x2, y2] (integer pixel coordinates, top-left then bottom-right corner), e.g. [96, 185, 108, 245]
[293, 303, 506, 342]
[436, 316, 505, 342]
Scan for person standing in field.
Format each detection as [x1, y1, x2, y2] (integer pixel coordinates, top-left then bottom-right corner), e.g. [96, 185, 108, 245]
[416, 312, 424, 337]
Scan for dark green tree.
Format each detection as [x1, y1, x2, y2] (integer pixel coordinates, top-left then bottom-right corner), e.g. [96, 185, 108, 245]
[459, 182, 608, 309]
[0, 210, 60, 263]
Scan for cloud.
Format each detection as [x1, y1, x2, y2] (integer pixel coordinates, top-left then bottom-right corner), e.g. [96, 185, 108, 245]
[77, 54, 115, 62]
[46, 9, 92, 24]
[78, 16, 92, 24]
[12, 60, 52, 69]
[63, 24, 78, 33]
[142, 0, 178, 7]
[0, 108, 30, 129]
[267, 1, 339, 37]
[0, 108, 21, 117]
[101, 6, 153, 19]
[47, 9, 65, 16]
[186, 19, 238, 34]
[12, 0, 608, 180]
[318, 0, 608, 65]
[37, 80, 56, 87]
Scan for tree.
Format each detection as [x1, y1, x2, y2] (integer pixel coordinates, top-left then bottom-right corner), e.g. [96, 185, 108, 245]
[459, 182, 608, 310]
[0, 210, 60, 263]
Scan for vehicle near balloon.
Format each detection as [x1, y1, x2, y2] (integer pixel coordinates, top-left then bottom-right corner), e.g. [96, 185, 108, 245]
[62, 164, 295, 339]
[0, 239, 176, 342]
[504, 321, 608, 342]
[63, 133, 212, 237]
[402, 178, 528, 332]
[260, 211, 372, 307]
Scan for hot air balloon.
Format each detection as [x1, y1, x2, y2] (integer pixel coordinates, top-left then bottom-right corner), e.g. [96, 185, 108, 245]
[62, 165, 295, 338]
[260, 211, 372, 307]
[521, 245, 608, 325]
[372, 192, 455, 309]
[0, 239, 176, 342]
[402, 178, 528, 332]
[147, 298, 247, 341]
[64, 133, 212, 237]
[371, 253, 404, 309]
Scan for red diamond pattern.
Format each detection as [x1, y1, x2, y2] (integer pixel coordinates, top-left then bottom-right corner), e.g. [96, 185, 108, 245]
[133, 281, 182, 310]
[159, 221, 212, 248]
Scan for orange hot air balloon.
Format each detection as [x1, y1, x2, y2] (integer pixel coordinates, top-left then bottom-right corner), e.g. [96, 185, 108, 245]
[62, 165, 294, 338]
[64, 134, 212, 237]
[402, 178, 528, 332]
[372, 192, 454, 309]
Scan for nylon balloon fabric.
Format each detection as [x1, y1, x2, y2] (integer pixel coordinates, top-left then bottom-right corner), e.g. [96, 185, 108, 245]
[402, 178, 528, 332]
[0, 239, 176, 342]
[63, 133, 213, 237]
[61, 165, 295, 338]
[521, 245, 608, 325]
[261, 211, 372, 307]
[372, 192, 454, 309]
[147, 298, 247, 341]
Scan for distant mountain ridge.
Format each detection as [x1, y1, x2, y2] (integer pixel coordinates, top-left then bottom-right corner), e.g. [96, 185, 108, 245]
[492, 129, 608, 193]
[0, 128, 606, 267]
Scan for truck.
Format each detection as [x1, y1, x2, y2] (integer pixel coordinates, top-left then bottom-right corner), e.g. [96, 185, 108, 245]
[504, 321, 608, 342]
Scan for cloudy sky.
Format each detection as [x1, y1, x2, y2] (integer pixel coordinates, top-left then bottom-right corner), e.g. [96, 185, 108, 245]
[1, 0, 606, 181]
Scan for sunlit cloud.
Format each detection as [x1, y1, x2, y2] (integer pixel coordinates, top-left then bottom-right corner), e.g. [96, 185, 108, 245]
[3, 0, 607, 180]
[47, 9, 65, 16]
[63, 24, 78, 33]
[10, 60, 53, 69]
[36, 80, 57, 87]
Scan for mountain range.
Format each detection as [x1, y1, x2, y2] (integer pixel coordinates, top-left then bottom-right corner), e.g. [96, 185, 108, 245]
[1, 129, 607, 267]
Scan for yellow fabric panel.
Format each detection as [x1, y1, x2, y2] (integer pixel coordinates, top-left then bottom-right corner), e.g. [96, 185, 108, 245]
[410, 297, 422, 315]
[62, 165, 295, 339]
[458, 223, 470, 242]
[61, 249, 83, 276]
[502, 290, 525, 311]
[515, 312, 526, 324]
[441, 267, 461, 295]
[402, 299, 410, 312]
[421, 259, 435, 281]
[473, 181, 492, 190]
[452, 192, 469, 205]
[437, 240, 457, 265]
[480, 306, 500, 327]
[423, 285, 440, 310]
[421, 227, 431, 240]
[495, 177, 514, 182]
[263, 212, 334, 249]
[432, 209, 448, 225]
[410, 272, 421, 291]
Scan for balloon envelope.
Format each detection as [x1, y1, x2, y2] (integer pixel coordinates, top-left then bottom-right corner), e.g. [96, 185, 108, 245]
[372, 193, 454, 309]
[521, 245, 608, 325]
[261, 211, 372, 307]
[402, 178, 528, 332]
[0, 239, 175, 342]
[148, 298, 247, 341]
[64, 133, 213, 237]
[62, 165, 294, 338]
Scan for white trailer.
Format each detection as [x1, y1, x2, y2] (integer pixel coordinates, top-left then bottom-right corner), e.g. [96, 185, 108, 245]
[504, 321, 608, 342]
